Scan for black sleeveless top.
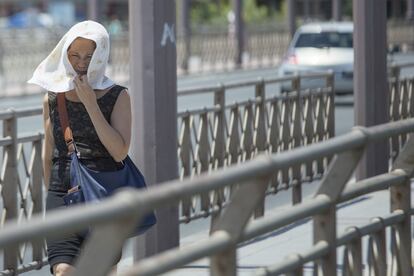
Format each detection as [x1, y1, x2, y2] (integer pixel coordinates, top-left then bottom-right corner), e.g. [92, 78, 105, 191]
[48, 85, 126, 192]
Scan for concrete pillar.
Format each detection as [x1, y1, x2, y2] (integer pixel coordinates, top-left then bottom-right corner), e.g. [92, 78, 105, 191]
[179, 0, 191, 72]
[128, 0, 179, 258]
[392, 0, 402, 18]
[287, 0, 297, 38]
[313, 0, 320, 19]
[333, 0, 342, 21]
[233, 0, 244, 68]
[353, 0, 388, 180]
[304, 0, 310, 21]
[407, 0, 414, 20]
[87, 0, 98, 21]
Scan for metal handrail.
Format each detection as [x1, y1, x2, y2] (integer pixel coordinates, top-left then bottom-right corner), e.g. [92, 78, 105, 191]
[0, 63, 413, 274]
[177, 73, 333, 96]
[0, 118, 413, 275]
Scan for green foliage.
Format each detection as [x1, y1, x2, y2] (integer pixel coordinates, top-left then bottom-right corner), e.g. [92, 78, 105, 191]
[343, 0, 352, 18]
[243, 0, 269, 23]
[189, 0, 283, 27]
[190, 1, 230, 26]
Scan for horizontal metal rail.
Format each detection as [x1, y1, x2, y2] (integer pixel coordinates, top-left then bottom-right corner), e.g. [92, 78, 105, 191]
[0, 63, 413, 275]
[177, 72, 333, 96]
[0, 108, 42, 120]
[0, 117, 413, 275]
[122, 169, 411, 276]
[173, 172, 408, 275]
[259, 211, 406, 275]
[0, 137, 12, 147]
[16, 133, 43, 144]
[0, 120, 413, 246]
[255, 241, 330, 276]
[177, 106, 220, 117]
[1, 259, 48, 276]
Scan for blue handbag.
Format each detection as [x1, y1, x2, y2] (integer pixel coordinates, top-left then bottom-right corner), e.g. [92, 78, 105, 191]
[57, 93, 156, 236]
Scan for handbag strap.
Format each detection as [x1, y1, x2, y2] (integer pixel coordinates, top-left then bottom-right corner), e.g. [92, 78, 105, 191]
[57, 93, 76, 154]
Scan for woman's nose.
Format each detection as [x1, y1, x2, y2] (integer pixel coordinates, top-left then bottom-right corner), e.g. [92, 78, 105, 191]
[78, 59, 88, 68]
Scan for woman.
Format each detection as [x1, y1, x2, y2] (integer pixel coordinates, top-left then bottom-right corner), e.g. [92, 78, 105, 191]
[28, 21, 131, 276]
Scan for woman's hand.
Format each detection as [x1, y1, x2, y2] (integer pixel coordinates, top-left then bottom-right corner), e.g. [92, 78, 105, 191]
[73, 75, 97, 109]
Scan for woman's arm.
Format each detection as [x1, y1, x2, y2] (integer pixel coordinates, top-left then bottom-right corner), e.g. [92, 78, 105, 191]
[74, 76, 131, 162]
[42, 94, 55, 189]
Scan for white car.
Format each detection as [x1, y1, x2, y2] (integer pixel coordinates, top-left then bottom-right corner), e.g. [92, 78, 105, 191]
[278, 21, 354, 94]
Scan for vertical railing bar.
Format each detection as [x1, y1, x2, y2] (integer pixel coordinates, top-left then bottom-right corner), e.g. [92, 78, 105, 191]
[371, 218, 387, 276]
[3, 110, 18, 272]
[291, 76, 302, 204]
[210, 86, 226, 230]
[326, 73, 335, 168]
[390, 136, 413, 276]
[254, 79, 266, 218]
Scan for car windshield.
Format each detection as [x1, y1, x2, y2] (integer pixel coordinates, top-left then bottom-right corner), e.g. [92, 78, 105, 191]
[294, 32, 353, 48]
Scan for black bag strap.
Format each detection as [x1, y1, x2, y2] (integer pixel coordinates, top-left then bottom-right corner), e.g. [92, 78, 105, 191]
[57, 93, 76, 154]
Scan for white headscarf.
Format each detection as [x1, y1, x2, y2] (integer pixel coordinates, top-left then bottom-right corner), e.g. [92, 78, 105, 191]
[28, 20, 114, 93]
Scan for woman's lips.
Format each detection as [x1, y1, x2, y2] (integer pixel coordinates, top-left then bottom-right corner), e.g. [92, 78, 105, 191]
[76, 70, 87, 75]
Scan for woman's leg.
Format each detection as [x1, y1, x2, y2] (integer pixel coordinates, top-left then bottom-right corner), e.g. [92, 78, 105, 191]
[46, 191, 84, 275]
[53, 263, 75, 276]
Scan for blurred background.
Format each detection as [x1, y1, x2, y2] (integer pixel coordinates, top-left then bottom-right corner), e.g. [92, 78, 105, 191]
[0, 0, 411, 97]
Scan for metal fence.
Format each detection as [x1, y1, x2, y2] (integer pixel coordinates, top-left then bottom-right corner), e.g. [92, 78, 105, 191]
[177, 73, 334, 223]
[389, 62, 414, 161]
[0, 112, 413, 275]
[1, 20, 413, 97]
[0, 72, 334, 274]
[0, 108, 45, 272]
[0, 63, 413, 274]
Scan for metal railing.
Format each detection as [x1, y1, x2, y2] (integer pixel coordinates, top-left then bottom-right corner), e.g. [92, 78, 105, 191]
[0, 107, 45, 272]
[1, 62, 414, 274]
[177, 73, 335, 223]
[0, 116, 413, 275]
[0, 72, 335, 274]
[0, 20, 413, 97]
[389, 62, 414, 161]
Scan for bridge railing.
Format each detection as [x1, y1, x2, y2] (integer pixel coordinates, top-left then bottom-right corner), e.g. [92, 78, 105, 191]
[0, 72, 334, 274]
[177, 73, 335, 224]
[0, 107, 45, 273]
[1, 62, 414, 274]
[0, 20, 412, 96]
[0, 117, 413, 275]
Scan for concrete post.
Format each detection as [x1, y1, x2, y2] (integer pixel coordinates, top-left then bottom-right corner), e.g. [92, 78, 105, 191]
[128, 0, 179, 259]
[287, 0, 296, 38]
[333, 0, 342, 21]
[407, 0, 414, 20]
[304, 0, 310, 21]
[313, 0, 320, 19]
[353, 0, 388, 180]
[233, 0, 244, 68]
[179, 0, 191, 72]
[391, 0, 402, 18]
[87, 0, 99, 21]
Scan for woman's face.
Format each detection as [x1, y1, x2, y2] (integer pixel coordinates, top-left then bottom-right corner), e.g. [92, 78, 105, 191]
[67, 37, 96, 76]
